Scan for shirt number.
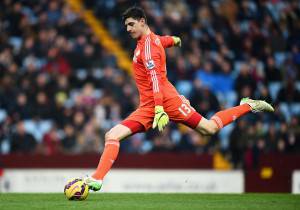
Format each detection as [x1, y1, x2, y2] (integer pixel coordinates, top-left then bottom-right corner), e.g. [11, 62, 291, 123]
[178, 103, 191, 116]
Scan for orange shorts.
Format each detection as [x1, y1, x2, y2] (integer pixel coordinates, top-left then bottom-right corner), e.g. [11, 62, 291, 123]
[121, 95, 202, 133]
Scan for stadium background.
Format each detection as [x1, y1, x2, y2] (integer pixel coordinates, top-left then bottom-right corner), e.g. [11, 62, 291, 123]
[0, 0, 300, 193]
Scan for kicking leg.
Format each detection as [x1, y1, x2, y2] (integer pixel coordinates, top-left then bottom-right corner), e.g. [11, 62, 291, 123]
[195, 98, 274, 135]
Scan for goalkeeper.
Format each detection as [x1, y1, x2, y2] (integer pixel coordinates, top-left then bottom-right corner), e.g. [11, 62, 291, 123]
[85, 6, 274, 191]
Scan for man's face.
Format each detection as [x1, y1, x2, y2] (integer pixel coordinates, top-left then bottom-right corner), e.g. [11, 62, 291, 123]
[124, 17, 145, 39]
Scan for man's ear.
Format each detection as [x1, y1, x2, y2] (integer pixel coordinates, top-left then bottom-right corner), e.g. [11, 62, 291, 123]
[140, 18, 146, 26]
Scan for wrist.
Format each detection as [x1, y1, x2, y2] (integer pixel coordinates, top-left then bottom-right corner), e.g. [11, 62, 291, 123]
[172, 36, 181, 47]
[154, 98, 163, 106]
[155, 105, 164, 113]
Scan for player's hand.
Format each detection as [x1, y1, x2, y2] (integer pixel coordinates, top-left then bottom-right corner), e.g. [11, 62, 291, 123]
[172, 36, 181, 47]
[152, 106, 169, 132]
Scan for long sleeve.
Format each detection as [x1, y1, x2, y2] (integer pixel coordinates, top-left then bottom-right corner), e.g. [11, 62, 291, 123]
[158, 35, 174, 49]
[141, 36, 164, 106]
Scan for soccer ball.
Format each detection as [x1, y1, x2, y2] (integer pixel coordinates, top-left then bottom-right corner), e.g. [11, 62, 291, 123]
[64, 178, 89, 201]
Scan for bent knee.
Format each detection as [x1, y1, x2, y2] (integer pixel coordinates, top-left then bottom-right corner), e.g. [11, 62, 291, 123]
[105, 130, 119, 141]
[204, 123, 219, 135]
[196, 119, 219, 136]
[104, 124, 132, 141]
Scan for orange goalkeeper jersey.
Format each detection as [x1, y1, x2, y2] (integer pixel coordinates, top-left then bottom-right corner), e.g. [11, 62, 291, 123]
[132, 32, 180, 107]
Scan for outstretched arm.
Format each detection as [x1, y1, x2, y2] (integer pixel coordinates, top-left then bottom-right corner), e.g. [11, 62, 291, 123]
[158, 35, 181, 48]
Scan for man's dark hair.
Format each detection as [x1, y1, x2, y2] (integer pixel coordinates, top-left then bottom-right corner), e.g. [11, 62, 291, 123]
[122, 6, 147, 23]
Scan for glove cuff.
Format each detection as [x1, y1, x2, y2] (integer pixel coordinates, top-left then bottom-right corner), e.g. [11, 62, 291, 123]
[172, 36, 180, 46]
[154, 105, 164, 113]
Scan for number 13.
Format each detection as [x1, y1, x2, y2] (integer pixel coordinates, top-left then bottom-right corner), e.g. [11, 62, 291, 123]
[178, 103, 191, 116]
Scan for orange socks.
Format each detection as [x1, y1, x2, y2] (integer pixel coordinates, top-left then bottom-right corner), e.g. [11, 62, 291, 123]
[211, 104, 251, 128]
[92, 139, 120, 180]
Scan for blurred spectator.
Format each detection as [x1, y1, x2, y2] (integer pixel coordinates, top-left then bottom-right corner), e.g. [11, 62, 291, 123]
[190, 80, 220, 117]
[33, 91, 52, 119]
[235, 63, 256, 100]
[229, 120, 247, 168]
[277, 79, 300, 102]
[61, 124, 77, 154]
[76, 120, 103, 154]
[289, 116, 300, 152]
[264, 123, 279, 153]
[0, 0, 299, 168]
[257, 85, 272, 104]
[10, 121, 37, 154]
[264, 56, 282, 82]
[152, 127, 175, 152]
[41, 125, 61, 155]
[11, 92, 33, 120]
[43, 47, 71, 76]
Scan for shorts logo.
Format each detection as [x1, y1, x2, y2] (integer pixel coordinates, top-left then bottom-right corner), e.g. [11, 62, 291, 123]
[146, 59, 155, 70]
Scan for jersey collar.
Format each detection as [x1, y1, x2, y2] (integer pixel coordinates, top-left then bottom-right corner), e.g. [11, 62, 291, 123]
[138, 31, 152, 44]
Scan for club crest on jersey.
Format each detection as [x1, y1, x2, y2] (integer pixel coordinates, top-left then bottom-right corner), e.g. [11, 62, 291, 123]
[155, 37, 161, 45]
[146, 59, 155, 70]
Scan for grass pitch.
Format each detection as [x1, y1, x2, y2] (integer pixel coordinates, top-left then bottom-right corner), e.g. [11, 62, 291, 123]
[0, 193, 299, 210]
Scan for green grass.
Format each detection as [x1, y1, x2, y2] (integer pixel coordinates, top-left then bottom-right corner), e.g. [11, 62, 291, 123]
[0, 193, 299, 210]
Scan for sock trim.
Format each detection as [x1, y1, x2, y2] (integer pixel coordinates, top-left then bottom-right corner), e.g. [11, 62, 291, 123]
[211, 116, 223, 129]
[105, 139, 120, 147]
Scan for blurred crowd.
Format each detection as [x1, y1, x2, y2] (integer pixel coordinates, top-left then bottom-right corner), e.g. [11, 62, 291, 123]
[1, 0, 300, 168]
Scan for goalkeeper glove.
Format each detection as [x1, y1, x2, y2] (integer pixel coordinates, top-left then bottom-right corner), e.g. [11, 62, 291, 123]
[152, 106, 169, 132]
[172, 36, 181, 47]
